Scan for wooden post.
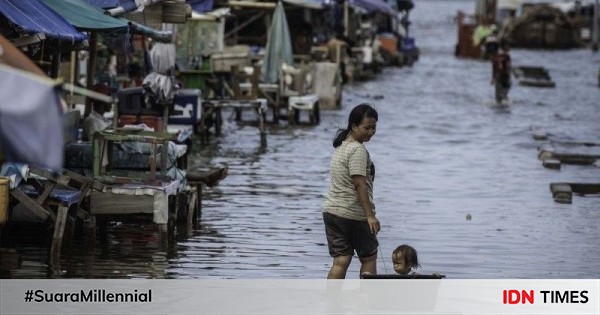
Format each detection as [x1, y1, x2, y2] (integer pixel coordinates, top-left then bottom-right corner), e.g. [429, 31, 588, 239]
[50, 51, 61, 79]
[343, 0, 348, 37]
[50, 205, 69, 262]
[259, 106, 267, 148]
[85, 32, 98, 118]
[187, 189, 198, 231]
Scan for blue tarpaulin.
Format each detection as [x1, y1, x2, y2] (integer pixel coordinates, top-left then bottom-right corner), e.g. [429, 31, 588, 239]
[186, 0, 214, 13]
[0, 0, 87, 42]
[117, 0, 138, 12]
[350, 0, 396, 16]
[85, 0, 120, 9]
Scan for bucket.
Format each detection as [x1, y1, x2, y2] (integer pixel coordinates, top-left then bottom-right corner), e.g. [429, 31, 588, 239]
[0, 176, 9, 226]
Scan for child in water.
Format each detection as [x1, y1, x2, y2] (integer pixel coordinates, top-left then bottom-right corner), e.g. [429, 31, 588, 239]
[392, 244, 421, 275]
[362, 244, 443, 277]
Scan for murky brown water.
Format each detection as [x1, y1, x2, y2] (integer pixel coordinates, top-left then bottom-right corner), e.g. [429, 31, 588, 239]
[2, 0, 599, 279]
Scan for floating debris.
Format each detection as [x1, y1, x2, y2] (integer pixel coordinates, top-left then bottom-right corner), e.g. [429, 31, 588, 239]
[513, 66, 556, 88]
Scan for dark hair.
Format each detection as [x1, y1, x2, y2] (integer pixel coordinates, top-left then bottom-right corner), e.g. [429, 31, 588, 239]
[333, 103, 378, 148]
[393, 244, 421, 269]
[90, 83, 112, 110]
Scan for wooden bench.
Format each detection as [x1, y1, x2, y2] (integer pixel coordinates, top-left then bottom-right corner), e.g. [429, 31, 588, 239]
[199, 65, 268, 147]
[4, 164, 104, 263]
[89, 129, 196, 248]
[280, 63, 320, 125]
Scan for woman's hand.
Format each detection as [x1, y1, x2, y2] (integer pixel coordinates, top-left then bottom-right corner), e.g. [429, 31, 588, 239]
[366, 215, 380, 235]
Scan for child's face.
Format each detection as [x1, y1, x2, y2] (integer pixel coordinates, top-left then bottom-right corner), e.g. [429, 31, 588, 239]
[392, 252, 412, 275]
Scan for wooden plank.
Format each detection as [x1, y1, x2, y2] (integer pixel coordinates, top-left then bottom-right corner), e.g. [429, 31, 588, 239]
[35, 181, 56, 205]
[9, 189, 52, 221]
[538, 148, 598, 165]
[12, 33, 46, 47]
[50, 205, 69, 261]
[513, 66, 555, 88]
[542, 159, 561, 170]
[551, 153, 598, 165]
[90, 191, 155, 215]
[569, 183, 600, 195]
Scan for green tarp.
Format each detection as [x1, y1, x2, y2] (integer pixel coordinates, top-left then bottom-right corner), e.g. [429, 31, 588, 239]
[261, 2, 293, 84]
[42, 0, 128, 32]
[41, 0, 172, 42]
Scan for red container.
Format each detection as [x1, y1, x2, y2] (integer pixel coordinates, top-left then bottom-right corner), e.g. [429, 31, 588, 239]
[119, 115, 164, 132]
[378, 34, 398, 54]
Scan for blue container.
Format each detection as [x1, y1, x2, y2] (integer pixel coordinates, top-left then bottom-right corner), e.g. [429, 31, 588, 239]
[401, 37, 416, 53]
[168, 89, 202, 126]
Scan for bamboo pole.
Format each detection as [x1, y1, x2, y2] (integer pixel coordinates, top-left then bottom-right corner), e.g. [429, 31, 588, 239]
[592, 0, 599, 52]
[228, 1, 275, 9]
[84, 32, 98, 118]
[69, 51, 76, 107]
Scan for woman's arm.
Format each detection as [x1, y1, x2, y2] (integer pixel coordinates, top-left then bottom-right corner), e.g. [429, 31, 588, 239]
[352, 175, 380, 234]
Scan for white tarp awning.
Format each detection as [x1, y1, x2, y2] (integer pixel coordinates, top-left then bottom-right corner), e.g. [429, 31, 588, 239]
[497, 0, 520, 10]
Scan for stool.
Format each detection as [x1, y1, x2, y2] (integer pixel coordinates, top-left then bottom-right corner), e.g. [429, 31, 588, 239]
[288, 94, 320, 125]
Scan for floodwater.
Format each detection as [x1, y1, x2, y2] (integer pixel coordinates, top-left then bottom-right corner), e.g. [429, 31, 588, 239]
[2, 0, 599, 279]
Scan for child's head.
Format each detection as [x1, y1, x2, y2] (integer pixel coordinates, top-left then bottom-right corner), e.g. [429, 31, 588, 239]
[90, 83, 112, 114]
[392, 244, 420, 275]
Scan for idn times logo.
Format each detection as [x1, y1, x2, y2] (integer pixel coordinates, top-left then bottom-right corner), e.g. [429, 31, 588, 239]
[503, 290, 589, 304]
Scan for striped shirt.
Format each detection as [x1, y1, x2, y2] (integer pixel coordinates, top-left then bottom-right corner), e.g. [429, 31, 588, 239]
[324, 140, 375, 221]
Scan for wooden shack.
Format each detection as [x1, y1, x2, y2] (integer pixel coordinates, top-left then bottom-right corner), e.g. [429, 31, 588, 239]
[502, 4, 582, 49]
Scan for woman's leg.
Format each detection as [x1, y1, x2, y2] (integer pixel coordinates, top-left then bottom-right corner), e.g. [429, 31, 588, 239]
[359, 252, 377, 275]
[328, 255, 352, 279]
[495, 81, 502, 103]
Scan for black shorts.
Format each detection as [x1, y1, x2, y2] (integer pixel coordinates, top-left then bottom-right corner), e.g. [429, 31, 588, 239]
[323, 212, 378, 258]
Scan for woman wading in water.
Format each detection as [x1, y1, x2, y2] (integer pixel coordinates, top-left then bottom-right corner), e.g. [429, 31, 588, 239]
[323, 104, 380, 279]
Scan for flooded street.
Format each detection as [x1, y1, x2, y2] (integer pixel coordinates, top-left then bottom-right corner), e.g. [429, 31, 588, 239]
[2, 0, 599, 279]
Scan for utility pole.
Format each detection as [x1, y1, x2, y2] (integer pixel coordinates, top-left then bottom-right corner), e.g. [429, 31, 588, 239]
[593, 0, 599, 52]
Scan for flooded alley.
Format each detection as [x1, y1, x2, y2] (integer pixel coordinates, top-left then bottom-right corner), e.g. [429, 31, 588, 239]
[2, 0, 599, 279]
